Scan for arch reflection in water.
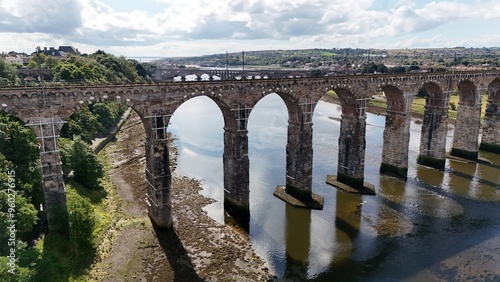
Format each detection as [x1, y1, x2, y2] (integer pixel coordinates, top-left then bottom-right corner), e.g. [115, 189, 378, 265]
[170, 94, 500, 280]
[168, 96, 225, 223]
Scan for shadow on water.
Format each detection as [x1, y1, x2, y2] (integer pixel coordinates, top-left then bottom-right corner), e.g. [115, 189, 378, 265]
[307, 161, 500, 281]
[446, 168, 500, 190]
[153, 225, 203, 282]
[316, 191, 363, 281]
[282, 204, 313, 280]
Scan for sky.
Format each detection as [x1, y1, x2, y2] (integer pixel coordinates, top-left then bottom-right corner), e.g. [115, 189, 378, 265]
[1, 0, 500, 58]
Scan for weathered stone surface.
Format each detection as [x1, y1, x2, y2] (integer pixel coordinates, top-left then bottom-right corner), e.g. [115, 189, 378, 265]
[481, 101, 500, 153]
[381, 113, 412, 178]
[285, 121, 314, 199]
[337, 114, 367, 185]
[325, 175, 376, 195]
[418, 83, 449, 169]
[28, 117, 68, 232]
[481, 79, 500, 153]
[380, 85, 413, 179]
[451, 81, 481, 160]
[273, 185, 324, 210]
[223, 128, 250, 222]
[145, 136, 173, 230]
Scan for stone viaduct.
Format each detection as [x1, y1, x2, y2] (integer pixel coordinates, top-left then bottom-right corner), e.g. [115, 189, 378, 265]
[0, 70, 499, 232]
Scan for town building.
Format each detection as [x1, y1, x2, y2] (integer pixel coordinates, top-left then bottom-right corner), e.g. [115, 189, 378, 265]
[39, 46, 80, 57]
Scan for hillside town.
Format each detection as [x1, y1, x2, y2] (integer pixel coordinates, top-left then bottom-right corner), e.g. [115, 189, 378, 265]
[1, 46, 500, 85]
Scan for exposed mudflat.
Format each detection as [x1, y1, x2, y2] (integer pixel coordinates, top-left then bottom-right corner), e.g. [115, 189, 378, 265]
[89, 111, 273, 281]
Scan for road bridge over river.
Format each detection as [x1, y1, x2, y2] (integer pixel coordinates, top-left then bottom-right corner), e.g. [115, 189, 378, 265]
[1, 70, 499, 231]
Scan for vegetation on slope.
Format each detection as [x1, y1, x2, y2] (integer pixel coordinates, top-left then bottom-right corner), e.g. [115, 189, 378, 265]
[0, 101, 126, 281]
[5, 50, 153, 85]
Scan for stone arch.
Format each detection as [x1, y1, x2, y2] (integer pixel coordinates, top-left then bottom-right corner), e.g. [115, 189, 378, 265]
[254, 90, 323, 208]
[381, 85, 406, 113]
[0, 103, 24, 122]
[422, 82, 446, 108]
[481, 77, 500, 153]
[457, 80, 478, 106]
[251, 90, 301, 124]
[169, 93, 236, 131]
[168, 93, 252, 226]
[487, 78, 500, 101]
[333, 87, 359, 116]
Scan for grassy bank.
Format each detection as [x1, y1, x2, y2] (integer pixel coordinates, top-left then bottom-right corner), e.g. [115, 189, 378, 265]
[31, 151, 124, 281]
[327, 91, 489, 122]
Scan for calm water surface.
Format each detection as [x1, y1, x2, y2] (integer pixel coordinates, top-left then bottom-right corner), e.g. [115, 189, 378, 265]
[168, 94, 500, 281]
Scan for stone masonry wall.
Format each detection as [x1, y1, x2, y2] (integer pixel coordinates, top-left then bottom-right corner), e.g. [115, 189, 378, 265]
[381, 112, 411, 177]
[451, 102, 481, 159]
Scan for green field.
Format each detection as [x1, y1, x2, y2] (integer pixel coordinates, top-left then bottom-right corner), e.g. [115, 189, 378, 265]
[328, 90, 489, 121]
[368, 94, 488, 121]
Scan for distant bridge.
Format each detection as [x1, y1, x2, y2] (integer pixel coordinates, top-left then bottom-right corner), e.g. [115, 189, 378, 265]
[0, 70, 499, 232]
[152, 68, 312, 81]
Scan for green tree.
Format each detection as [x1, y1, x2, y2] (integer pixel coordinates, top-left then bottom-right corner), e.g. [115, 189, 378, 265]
[27, 60, 38, 69]
[407, 65, 421, 72]
[59, 136, 103, 190]
[416, 87, 428, 98]
[0, 114, 43, 207]
[90, 102, 126, 134]
[389, 66, 406, 74]
[0, 154, 38, 254]
[67, 189, 96, 259]
[61, 106, 101, 143]
[0, 59, 16, 83]
[376, 64, 388, 73]
[71, 136, 103, 189]
[309, 69, 323, 77]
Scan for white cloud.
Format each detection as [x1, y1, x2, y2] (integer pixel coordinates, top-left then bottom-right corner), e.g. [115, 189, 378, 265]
[1, 0, 500, 56]
[0, 0, 82, 34]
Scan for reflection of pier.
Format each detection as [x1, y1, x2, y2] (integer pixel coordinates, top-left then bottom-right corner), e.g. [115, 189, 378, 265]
[153, 68, 311, 81]
[1, 70, 500, 232]
[283, 205, 311, 280]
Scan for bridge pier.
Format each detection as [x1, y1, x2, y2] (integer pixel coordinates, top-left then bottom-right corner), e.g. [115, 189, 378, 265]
[380, 110, 412, 178]
[327, 111, 375, 195]
[450, 85, 481, 160]
[480, 84, 500, 153]
[274, 100, 323, 209]
[418, 90, 449, 169]
[28, 117, 68, 233]
[145, 115, 173, 230]
[223, 128, 250, 226]
[274, 117, 324, 209]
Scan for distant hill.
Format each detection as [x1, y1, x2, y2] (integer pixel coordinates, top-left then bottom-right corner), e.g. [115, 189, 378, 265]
[156, 47, 500, 72]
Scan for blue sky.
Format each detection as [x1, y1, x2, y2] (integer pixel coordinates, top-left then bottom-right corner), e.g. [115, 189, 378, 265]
[1, 0, 499, 57]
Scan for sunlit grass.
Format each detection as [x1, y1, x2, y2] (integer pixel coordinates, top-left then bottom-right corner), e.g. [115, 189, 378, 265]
[365, 94, 488, 121]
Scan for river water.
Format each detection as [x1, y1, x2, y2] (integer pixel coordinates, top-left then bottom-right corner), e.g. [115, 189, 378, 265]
[168, 94, 500, 281]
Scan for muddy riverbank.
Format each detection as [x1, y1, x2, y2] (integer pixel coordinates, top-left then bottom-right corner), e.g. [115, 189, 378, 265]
[89, 111, 273, 281]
